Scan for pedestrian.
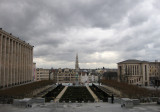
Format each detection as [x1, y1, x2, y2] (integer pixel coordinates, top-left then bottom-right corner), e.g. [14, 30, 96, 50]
[111, 94, 114, 103]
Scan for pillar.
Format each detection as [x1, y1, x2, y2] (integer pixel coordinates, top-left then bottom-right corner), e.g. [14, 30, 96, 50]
[19, 44, 22, 84]
[3, 36, 6, 87]
[26, 47, 28, 82]
[6, 37, 10, 87]
[17, 42, 19, 84]
[24, 46, 26, 82]
[21, 44, 23, 83]
[13, 40, 16, 85]
[10, 39, 13, 85]
[5, 37, 9, 87]
[27, 47, 29, 81]
[30, 48, 32, 81]
[23, 45, 25, 83]
[0, 34, 2, 87]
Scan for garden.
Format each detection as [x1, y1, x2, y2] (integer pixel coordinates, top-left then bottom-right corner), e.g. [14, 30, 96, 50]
[60, 86, 94, 103]
[90, 84, 110, 102]
[42, 84, 65, 102]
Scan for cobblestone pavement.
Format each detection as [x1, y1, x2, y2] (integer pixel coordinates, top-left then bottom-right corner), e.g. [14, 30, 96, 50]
[0, 103, 160, 112]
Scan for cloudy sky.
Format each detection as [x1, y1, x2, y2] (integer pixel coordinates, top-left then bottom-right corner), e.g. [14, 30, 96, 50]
[0, 0, 160, 69]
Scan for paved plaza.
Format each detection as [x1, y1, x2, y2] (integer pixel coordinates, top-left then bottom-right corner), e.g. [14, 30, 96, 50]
[0, 102, 160, 112]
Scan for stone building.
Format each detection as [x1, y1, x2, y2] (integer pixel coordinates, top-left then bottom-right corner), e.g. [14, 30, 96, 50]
[118, 60, 150, 86]
[0, 29, 33, 88]
[80, 71, 98, 84]
[56, 68, 81, 84]
[32, 63, 37, 81]
[118, 59, 160, 86]
[149, 61, 160, 84]
[36, 68, 50, 81]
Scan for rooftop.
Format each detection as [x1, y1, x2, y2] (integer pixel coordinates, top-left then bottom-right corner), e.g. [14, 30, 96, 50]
[118, 59, 149, 64]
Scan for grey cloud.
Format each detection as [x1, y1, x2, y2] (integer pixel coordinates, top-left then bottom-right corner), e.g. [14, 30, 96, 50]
[0, 0, 160, 68]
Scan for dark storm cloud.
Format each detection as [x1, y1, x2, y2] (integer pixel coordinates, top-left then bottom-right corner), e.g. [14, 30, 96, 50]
[0, 0, 160, 68]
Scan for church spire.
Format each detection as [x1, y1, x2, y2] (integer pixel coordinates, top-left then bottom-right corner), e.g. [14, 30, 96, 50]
[75, 53, 79, 72]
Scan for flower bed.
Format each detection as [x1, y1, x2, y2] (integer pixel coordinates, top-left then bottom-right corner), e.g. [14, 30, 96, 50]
[90, 84, 110, 102]
[42, 84, 65, 102]
[60, 86, 94, 103]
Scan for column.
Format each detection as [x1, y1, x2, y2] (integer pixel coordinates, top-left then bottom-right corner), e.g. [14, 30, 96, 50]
[133, 65, 135, 75]
[21, 45, 23, 83]
[18, 43, 20, 84]
[3, 36, 6, 87]
[27, 47, 29, 81]
[29, 48, 31, 81]
[13, 40, 16, 85]
[4, 37, 7, 87]
[19, 44, 22, 84]
[22, 45, 24, 83]
[24, 46, 26, 82]
[10, 39, 13, 85]
[26, 46, 28, 82]
[26, 47, 28, 82]
[14, 41, 17, 85]
[7, 37, 10, 87]
[17, 42, 19, 84]
[132, 65, 134, 75]
[30, 48, 32, 81]
[31, 48, 33, 81]
[137, 65, 138, 75]
[129, 65, 131, 75]
[23, 45, 25, 83]
[0, 34, 2, 87]
[14, 42, 17, 84]
[135, 65, 136, 75]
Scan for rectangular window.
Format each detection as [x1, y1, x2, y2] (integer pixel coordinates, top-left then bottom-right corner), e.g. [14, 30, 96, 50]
[145, 65, 147, 80]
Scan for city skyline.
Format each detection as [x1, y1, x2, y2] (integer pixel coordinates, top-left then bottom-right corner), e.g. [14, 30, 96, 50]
[0, 0, 160, 69]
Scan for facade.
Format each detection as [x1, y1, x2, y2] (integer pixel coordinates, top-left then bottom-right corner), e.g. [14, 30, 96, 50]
[118, 59, 160, 86]
[118, 60, 149, 86]
[80, 71, 98, 84]
[149, 61, 160, 84]
[0, 29, 33, 88]
[32, 63, 37, 81]
[56, 68, 81, 84]
[49, 68, 57, 81]
[36, 68, 50, 81]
